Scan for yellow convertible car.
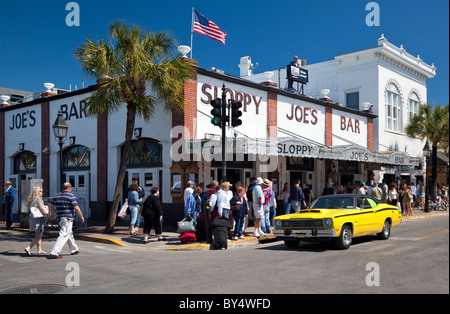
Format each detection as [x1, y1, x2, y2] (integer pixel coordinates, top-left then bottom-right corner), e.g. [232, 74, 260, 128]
[273, 194, 402, 249]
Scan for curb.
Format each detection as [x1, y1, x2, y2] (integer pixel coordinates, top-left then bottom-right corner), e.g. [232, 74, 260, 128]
[402, 210, 449, 221]
[0, 225, 127, 247]
[167, 236, 260, 251]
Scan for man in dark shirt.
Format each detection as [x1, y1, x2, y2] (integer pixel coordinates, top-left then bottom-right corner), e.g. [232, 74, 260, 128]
[322, 182, 334, 196]
[290, 179, 306, 211]
[49, 183, 84, 259]
[301, 182, 312, 208]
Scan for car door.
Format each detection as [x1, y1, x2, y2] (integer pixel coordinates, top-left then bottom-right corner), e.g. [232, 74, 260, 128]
[354, 197, 377, 236]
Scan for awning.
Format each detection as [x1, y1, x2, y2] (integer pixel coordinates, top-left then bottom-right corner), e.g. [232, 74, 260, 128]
[185, 137, 419, 167]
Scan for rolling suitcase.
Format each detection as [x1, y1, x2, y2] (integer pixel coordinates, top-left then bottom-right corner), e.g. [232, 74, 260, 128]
[180, 232, 196, 244]
[212, 217, 233, 249]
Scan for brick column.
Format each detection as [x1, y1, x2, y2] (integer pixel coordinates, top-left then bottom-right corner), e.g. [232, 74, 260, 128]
[325, 107, 333, 146]
[367, 117, 374, 150]
[184, 61, 198, 140]
[171, 58, 198, 204]
[261, 81, 278, 138]
[41, 101, 50, 196]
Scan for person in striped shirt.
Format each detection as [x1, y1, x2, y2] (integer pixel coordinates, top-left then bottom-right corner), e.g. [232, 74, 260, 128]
[49, 182, 84, 259]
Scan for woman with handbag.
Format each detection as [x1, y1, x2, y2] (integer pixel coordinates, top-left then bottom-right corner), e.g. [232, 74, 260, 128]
[24, 187, 48, 256]
[230, 186, 248, 240]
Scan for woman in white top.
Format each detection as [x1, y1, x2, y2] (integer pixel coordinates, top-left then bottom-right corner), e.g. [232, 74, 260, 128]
[216, 182, 232, 219]
[24, 187, 48, 256]
[388, 184, 398, 206]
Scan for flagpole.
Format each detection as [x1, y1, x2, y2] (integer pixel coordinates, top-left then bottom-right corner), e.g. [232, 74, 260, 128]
[190, 7, 194, 59]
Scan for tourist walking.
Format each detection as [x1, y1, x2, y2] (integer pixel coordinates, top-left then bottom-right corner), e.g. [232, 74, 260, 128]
[49, 183, 84, 259]
[24, 187, 48, 256]
[142, 187, 166, 243]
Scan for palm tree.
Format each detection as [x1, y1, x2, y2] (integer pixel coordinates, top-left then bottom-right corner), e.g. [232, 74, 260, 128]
[74, 21, 196, 233]
[405, 103, 449, 202]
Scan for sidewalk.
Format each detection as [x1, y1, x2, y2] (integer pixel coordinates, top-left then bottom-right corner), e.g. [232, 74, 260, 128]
[1, 206, 448, 251]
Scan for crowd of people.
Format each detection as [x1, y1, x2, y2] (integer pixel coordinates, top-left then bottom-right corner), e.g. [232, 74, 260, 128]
[3, 177, 448, 255]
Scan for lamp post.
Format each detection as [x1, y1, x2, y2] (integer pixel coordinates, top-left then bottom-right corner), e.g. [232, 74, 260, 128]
[422, 140, 431, 212]
[52, 110, 69, 190]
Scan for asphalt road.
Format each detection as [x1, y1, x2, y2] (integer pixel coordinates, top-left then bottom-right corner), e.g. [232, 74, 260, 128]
[0, 214, 448, 295]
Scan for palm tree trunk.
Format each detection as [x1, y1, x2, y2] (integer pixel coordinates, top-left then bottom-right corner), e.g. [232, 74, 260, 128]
[431, 144, 438, 202]
[104, 103, 137, 233]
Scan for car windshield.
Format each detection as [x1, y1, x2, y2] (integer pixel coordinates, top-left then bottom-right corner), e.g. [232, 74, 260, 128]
[309, 197, 355, 210]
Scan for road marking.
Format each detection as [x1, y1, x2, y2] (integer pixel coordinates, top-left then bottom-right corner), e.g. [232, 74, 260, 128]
[92, 245, 131, 253]
[381, 246, 415, 256]
[0, 255, 31, 264]
[353, 242, 395, 253]
[389, 237, 421, 241]
[416, 229, 449, 239]
[409, 248, 444, 258]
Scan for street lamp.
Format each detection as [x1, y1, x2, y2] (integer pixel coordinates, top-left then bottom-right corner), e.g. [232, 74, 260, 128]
[422, 140, 431, 212]
[53, 110, 69, 190]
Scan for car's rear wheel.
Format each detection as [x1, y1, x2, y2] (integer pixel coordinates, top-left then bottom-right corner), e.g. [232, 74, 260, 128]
[335, 224, 352, 250]
[377, 220, 391, 240]
[284, 240, 300, 248]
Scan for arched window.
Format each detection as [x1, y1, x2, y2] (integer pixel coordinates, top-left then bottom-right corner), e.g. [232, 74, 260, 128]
[385, 83, 401, 132]
[407, 92, 420, 124]
[63, 145, 90, 170]
[125, 138, 162, 168]
[14, 150, 37, 174]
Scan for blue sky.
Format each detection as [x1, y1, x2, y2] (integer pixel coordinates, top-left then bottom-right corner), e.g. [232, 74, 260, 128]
[1, 0, 448, 105]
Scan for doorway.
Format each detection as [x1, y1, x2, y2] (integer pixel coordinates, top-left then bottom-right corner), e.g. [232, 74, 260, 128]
[65, 171, 90, 219]
[127, 169, 159, 199]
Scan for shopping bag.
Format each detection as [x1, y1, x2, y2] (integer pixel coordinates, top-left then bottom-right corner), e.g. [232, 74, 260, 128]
[118, 201, 128, 219]
[30, 206, 44, 219]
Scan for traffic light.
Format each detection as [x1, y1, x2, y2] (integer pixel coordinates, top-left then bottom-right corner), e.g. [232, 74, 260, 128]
[230, 100, 243, 127]
[210, 98, 222, 127]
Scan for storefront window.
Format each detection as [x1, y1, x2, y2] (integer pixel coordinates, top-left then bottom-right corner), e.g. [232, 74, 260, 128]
[14, 151, 37, 174]
[125, 138, 162, 168]
[63, 145, 90, 170]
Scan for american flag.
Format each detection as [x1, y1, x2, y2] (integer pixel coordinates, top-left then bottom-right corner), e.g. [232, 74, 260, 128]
[193, 10, 227, 45]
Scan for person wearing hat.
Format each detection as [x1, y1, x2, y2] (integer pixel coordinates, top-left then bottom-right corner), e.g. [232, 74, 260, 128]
[252, 177, 266, 237]
[261, 179, 273, 234]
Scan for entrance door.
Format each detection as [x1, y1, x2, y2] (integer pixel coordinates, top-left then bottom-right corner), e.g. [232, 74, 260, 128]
[66, 171, 90, 219]
[128, 169, 159, 200]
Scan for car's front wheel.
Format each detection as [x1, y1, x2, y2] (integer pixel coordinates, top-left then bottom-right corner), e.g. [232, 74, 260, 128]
[335, 224, 352, 250]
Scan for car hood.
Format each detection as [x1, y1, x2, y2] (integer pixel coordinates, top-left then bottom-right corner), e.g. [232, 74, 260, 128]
[275, 209, 356, 220]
